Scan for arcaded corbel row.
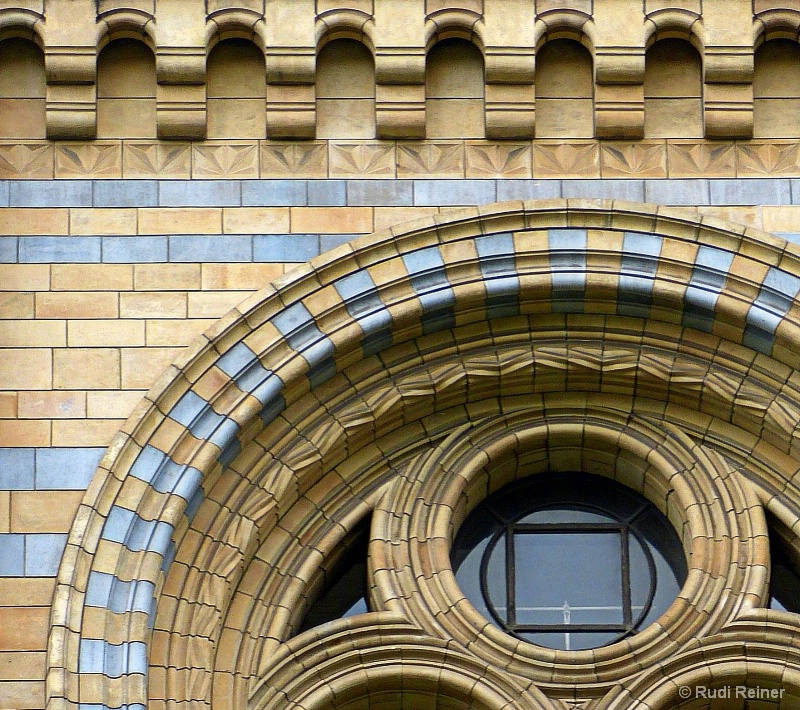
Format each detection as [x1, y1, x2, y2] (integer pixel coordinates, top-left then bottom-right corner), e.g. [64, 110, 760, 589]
[264, 0, 316, 139]
[594, 47, 646, 139]
[373, 0, 427, 139]
[40, 0, 98, 139]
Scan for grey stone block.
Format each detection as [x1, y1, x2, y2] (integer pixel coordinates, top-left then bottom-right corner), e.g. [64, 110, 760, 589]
[563, 179, 645, 201]
[242, 180, 307, 206]
[169, 235, 251, 262]
[159, 180, 241, 207]
[320, 233, 361, 252]
[709, 178, 791, 205]
[0, 181, 8, 207]
[19, 236, 102, 263]
[102, 236, 168, 263]
[35, 447, 104, 490]
[93, 180, 158, 207]
[346, 180, 413, 206]
[0, 448, 35, 489]
[789, 180, 800, 205]
[413, 180, 496, 206]
[25, 533, 68, 576]
[253, 234, 320, 262]
[0, 237, 17, 263]
[0, 534, 24, 576]
[307, 180, 346, 206]
[10, 180, 93, 207]
[645, 179, 710, 205]
[496, 179, 562, 201]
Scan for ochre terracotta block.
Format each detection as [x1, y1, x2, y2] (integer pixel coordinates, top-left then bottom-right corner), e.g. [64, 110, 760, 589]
[0, 350, 52, 390]
[51, 419, 122, 447]
[36, 292, 118, 319]
[67, 319, 146, 347]
[223, 208, 290, 235]
[0, 393, 17, 418]
[121, 347, 184, 389]
[10, 491, 83, 532]
[50, 265, 133, 291]
[69, 209, 138, 236]
[120, 292, 188, 319]
[138, 208, 223, 235]
[3, 296, 33, 329]
[0, 321, 66, 347]
[0, 265, 50, 292]
[201, 263, 284, 290]
[134, 264, 202, 291]
[86, 391, 142, 423]
[0, 209, 68, 236]
[17, 391, 86, 419]
[53, 348, 120, 389]
[0, 608, 49, 651]
[0, 681, 45, 709]
[0, 421, 50, 447]
[187, 291, 255, 318]
[290, 207, 373, 234]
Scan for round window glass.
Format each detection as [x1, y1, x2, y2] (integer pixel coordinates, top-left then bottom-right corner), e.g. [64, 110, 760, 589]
[451, 472, 687, 651]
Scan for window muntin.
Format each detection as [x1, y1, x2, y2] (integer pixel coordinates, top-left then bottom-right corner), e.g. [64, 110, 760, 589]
[452, 472, 687, 651]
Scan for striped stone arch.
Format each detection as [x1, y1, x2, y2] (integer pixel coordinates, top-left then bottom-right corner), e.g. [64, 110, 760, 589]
[48, 200, 800, 710]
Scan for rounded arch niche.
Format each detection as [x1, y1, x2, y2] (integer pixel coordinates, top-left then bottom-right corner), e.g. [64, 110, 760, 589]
[48, 200, 800, 710]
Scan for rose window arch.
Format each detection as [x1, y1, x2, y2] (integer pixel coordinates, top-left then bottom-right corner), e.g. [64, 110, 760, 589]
[48, 201, 800, 710]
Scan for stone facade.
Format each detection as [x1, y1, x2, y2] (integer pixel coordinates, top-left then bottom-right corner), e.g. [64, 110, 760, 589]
[1, 1, 800, 710]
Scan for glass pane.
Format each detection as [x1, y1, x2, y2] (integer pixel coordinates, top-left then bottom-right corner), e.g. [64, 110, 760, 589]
[520, 508, 613, 524]
[629, 534, 652, 625]
[483, 536, 507, 622]
[513, 531, 624, 626]
[519, 630, 621, 651]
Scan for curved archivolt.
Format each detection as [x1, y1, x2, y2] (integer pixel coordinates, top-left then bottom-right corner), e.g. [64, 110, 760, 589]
[48, 200, 800, 710]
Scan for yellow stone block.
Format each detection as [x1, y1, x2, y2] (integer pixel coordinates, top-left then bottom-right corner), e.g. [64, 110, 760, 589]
[0, 209, 68, 236]
[36, 292, 119, 319]
[53, 348, 120, 389]
[86, 390, 144, 420]
[67, 319, 146, 347]
[290, 207, 373, 234]
[68, 209, 138, 236]
[0, 265, 50, 291]
[17, 391, 86, 419]
[0, 350, 52, 390]
[138, 208, 222, 235]
[222, 208, 290, 235]
[52, 419, 122, 447]
[120, 292, 187, 319]
[10, 491, 84, 533]
[0, 421, 50, 447]
[0, 321, 66, 347]
[134, 264, 201, 291]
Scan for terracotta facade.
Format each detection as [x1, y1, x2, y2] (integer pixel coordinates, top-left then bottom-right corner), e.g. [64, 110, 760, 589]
[1, 2, 800, 709]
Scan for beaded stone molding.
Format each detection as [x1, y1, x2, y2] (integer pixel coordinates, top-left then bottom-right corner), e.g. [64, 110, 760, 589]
[49, 200, 800, 710]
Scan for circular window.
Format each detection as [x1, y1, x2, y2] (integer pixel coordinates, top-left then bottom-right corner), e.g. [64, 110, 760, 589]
[451, 472, 688, 651]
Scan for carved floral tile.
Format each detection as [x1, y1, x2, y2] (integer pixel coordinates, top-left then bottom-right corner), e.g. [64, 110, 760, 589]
[600, 141, 667, 178]
[396, 142, 465, 178]
[55, 142, 122, 178]
[0, 143, 53, 179]
[260, 141, 328, 178]
[466, 142, 533, 178]
[736, 141, 800, 176]
[533, 141, 599, 178]
[123, 142, 192, 178]
[329, 142, 396, 178]
[667, 141, 736, 178]
[193, 142, 259, 178]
